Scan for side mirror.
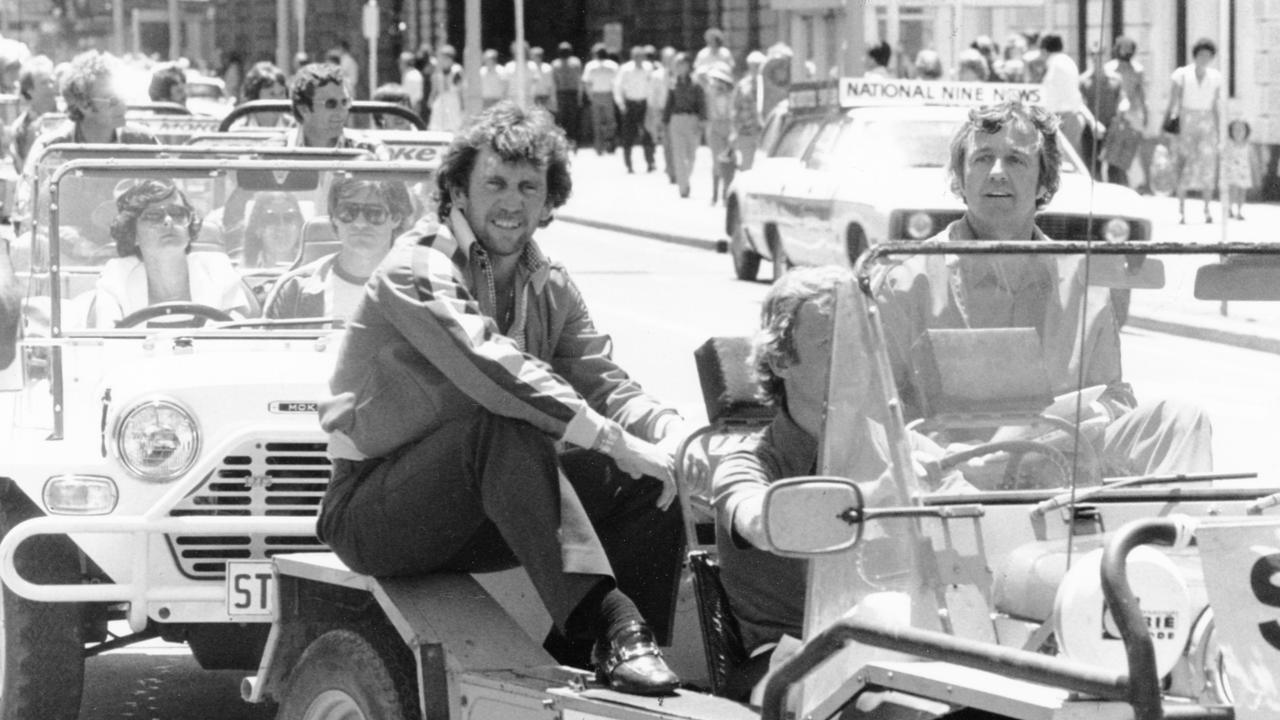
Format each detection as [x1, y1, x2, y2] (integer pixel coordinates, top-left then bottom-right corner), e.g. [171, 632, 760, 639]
[763, 476, 863, 557]
[1195, 256, 1280, 300]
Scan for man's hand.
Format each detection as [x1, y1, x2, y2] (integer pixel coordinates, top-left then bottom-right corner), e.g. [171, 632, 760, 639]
[614, 433, 678, 510]
[656, 421, 711, 498]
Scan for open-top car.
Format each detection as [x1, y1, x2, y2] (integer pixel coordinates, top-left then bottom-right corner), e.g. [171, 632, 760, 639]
[0, 154, 438, 718]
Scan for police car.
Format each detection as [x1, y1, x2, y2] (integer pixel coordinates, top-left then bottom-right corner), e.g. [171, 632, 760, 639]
[725, 78, 1153, 282]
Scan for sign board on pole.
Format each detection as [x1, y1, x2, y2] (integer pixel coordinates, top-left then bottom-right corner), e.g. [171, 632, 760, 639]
[362, 1, 379, 40]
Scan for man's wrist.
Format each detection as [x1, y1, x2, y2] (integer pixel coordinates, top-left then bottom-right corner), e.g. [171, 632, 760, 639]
[593, 422, 625, 456]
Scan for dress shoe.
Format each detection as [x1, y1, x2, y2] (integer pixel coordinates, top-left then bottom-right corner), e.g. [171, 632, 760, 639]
[593, 621, 679, 695]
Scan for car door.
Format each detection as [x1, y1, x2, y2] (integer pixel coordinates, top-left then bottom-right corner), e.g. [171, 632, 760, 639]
[776, 114, 848, 267]
[741, 112, 825, 257]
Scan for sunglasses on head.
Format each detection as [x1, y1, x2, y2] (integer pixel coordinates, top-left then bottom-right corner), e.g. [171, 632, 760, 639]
[334, 202, 392, 225]
[319, 97, 351, 111]
[138, 205, 193, 227]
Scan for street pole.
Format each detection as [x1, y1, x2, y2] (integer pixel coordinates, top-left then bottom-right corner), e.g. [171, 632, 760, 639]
[1218, 0, 1229, 247]
[168, 0, 180, 60]
[463, 0, 482, 115]
[364, 0, 379, 96]
[513, 0, 527, 108]
[295, 0, 306, 64]
[275, 0, 289, 71]
[112, 0, 125, 56]
[842, 0, 866, 77]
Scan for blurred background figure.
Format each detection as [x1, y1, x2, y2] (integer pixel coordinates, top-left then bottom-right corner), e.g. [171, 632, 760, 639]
[914, 49, 944, 80]
[428, 45, 464, 133]
[761, 43, 793, 118]
[240, 192, 303, 269]
[480, 49, 508, 109]
[970, 36, 1003, 81]
[1106, 35, 1149, 190]
[371, 83, 416, 129]
[614, 45, 655, 174]
[552, 42, 584, 144]
[694, 27, 734, 86]
[398, 52, 424, 122]
[1080, 42, 1122, 181]
[583, 43, 619, 155]
[644, 46, 668, 173]
[234, 61, 293, 128]
[864, 41, 891, 78]
[1040, 32, 1093, 156]
[731, 50, 767, 171]
[529, 47, 556, 112]
[1000, 34, 1029, 83]
[1165, 37, 1222, 224]
[10, 55, 57, 170]
[956, 48, 990, 82]
[149, 62, 188, 107]
[706, 66, 735, 205]
[663, 52, 705, 199]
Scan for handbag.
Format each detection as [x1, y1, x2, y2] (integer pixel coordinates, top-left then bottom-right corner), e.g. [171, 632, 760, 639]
[1162, 114, 1180, 135]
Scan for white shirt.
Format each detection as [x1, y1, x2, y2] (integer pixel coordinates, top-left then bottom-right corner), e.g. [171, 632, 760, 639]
[1172, 65, 1222, 112]
[694, 46, 734, 78]
[90, 252, 250, 328]
[1041, 52, 1085, 113]
[326, 269, 365, 320]
[613, 60, 652, 105]
[480, 64, 508, 100]
[401, 67, 424, 106]
[583, 58, 619, 94]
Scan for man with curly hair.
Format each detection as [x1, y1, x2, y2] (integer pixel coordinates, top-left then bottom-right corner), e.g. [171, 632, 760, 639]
[317, 102, 702, 696]
[23, 50, 157, 174]
[873, 99, 1211, 477]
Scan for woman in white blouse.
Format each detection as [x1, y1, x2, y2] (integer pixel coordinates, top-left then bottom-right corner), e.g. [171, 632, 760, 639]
[1164, 37, 1222, 224]
[89, 180, 255, 327]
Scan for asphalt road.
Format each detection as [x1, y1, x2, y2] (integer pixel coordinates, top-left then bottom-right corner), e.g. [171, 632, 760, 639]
[78, 219, 1278, 718]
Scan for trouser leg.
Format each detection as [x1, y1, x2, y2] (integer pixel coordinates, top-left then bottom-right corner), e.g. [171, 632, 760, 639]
[317, 410, 613, 631]
[736, 133, 758, 171]
[1102, 398, 1213, 476]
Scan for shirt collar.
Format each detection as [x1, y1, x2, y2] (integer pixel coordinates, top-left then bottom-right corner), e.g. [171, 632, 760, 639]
[444, 208, 551, 291]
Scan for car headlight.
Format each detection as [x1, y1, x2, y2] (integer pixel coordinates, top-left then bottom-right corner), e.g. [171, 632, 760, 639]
[115, 399, 200, 482]
[1102, 218, 1131, 242]
[905, 212, 935, 239]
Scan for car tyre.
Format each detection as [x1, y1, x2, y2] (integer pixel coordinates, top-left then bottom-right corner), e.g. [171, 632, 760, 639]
[727, 204, 760, 281]
[768, 232, 792, 282]
[278, 628, 418, 720]
[0, 485, 84, 720]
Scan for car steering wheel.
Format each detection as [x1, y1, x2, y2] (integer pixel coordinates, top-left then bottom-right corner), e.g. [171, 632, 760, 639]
[939, 439, 1075, 491]
[115, 302, 234, 328]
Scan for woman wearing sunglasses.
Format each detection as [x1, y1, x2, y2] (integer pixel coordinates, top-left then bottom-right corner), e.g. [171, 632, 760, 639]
[88, 180, 256, 327]
[264, 176, 414, 321]
[241, 192, 305, 268]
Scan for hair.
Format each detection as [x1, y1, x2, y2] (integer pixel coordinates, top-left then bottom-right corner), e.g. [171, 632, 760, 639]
[61, 50, 119, 122]
[673, 52, 693, 73]
[372, 82, 410, 107]
[18, 55, 53, 101]
[557, 42, 574, 58]
[110, 180, 203, 258]
[914, 49, 943, 80]
[328, 176, 415, 236]
[242, 192, 302, 267]
[148, 63, 186, 103]
[1191, 37, 1217, 58]
[1228, 118, 1252, 142]
[867, 41, 891, 68]
[956, 48, 990, 81]
[751, 266, 853, 407]
[434, 102, 572, 224]
[592, 43, 608, 60]
[947, 100, 1061, 209]
[289, 63, 346, 121]
[241, 61, 288, 103]
[438, 45, 457, 62]
[1111, 35, 1137, 61]
[324, 49, 343, 66]
[704, 27, 725, 45]
[1039, 33, 1064, 54]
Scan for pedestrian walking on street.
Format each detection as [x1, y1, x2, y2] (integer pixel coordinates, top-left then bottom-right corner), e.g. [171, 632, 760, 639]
[1080, 43, 1122, 181]
[614, 46, 655, 173]
[706, 66, 735, 204]
[643, 46, 668, 174]
[399, 51, 425, 122]
[584, 44, 619, 155]
[731, 51, 767, 172]
[694, 27, 734, 87]
[552, 42, 584, 145]
[1039, 32, 1095, 157]
[480, 49, 509, 110]
[428, 46, 464, 133]
[1103, 36, 1148, 188]
[1225, 119, 1253, 220]
[1164, 37, 1222, 224]
[656, 47, 678, 182]
[663, 53, 706, 199]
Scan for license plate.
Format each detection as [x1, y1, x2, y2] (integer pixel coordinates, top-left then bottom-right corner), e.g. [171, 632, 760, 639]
[226, 561, 275, 617]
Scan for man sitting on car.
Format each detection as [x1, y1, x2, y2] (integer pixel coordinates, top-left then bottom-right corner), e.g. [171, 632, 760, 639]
[872, 99, 1211, 478]
[283, 63, 388, 159]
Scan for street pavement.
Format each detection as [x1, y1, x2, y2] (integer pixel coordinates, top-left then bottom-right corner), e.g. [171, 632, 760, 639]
[558, 146, 1280, 354]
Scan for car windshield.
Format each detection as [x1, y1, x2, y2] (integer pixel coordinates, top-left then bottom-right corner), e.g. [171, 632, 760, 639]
[820, 113, 1085, 175]
[11, 158, 436, 338]
[859, 244, 1276, 492]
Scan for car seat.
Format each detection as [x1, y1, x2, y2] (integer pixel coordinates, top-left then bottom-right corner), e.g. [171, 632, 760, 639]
[297, 216, 340, 268]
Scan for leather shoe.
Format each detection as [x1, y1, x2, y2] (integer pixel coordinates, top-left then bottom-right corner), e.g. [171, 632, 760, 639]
[593, 621, 679, 695]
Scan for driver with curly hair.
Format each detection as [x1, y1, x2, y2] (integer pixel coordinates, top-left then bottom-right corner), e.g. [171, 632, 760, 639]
[88, 180, 255, 327]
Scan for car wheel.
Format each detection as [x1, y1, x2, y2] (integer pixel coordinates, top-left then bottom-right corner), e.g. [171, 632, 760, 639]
[0, 485, 84, 720]
[278, 629, 418, 720]
[727, 204, 760, 281]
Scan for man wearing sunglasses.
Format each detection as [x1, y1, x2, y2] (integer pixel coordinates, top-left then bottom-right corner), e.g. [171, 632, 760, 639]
[317, 103, 705, 696]
[23, 50, 157, 176]
[285, 63, 388, 159]
[264, 177, 413, 321]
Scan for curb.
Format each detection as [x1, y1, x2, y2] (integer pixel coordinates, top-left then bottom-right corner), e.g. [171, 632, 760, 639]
[1127, 312, 1280, 356]
[558, 213, 727, 254]
[558, 212, 1280, 356]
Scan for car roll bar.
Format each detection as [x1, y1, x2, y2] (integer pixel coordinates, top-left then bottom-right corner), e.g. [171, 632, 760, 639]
[218, 100, 428, 132]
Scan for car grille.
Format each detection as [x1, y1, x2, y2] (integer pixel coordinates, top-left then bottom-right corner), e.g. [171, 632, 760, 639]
[891, 211, 1146, 241]
[167, 441, 330, 580]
